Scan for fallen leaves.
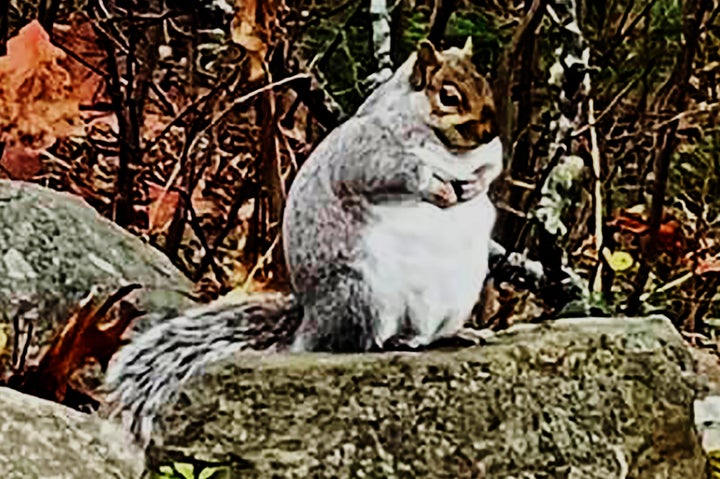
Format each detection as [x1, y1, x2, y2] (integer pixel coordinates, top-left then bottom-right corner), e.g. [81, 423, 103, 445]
[4, 285, 142, 409]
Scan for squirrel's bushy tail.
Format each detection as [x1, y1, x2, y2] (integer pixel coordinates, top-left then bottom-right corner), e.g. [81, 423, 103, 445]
[104, 291, 302, 445]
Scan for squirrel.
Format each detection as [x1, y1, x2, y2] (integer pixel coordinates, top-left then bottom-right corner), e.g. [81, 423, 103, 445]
[104, 38, 503, 445]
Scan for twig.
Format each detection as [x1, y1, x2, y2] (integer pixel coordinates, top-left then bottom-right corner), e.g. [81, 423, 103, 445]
[95, 9, 187, 25]
[612, 0, 637, 40]
[11, 302, 35, 373]
[571, 77, 639, 137]
[194, 181, 260, 279]
[609, 101, 720, 142]
[639, 271, 693, 302]
[626, 0, 711, 313]
[202, 74, 311, 141]
[309, 1, 364, 72]
[241, 233, 281, 291]
[141, 71, 240, 155]
[170, 187, 227, 285]
[428, 0, 459, 45]
[615, 0, 661, 47]
[18, 322, 32, 373]
[494, 0, 548, 145]
[147, 80, 274, 236]
[288, 77, 341, 130]
[588, 99, 604, 293]
[149, 83, 176, 116]
[596, 0, 664, 67]
[113, 7, 141, 227]
[651, 101, 720, 131]
[91, 14, 130, 53]
[53, 40, 127, 87]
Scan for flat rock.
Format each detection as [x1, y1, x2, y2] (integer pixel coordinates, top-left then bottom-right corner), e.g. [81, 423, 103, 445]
[0, 386, 143, 478]
[0, 180, 196, 373]
[148, 316, 707, 478]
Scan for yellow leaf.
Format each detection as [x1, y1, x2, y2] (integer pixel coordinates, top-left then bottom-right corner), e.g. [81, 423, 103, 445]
[625, 204, 646, 215]
[603, 249, 634, 272]
[230, 0, 268, 82]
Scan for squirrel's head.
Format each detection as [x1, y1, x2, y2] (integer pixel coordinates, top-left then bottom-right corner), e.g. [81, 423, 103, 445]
[409, 39, 498, 152]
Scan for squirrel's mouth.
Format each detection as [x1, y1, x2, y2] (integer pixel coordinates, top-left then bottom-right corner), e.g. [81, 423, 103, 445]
[432, 123, 498, 153]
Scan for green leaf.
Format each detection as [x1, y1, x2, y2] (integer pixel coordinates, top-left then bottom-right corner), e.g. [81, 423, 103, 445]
[174, 462, 195, 479]
[199, 466, 230, 479]
[153, 465, 178, 479]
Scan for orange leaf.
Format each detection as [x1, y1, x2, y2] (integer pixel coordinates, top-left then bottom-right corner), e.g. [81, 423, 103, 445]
[231, 0, 281, 82]
[147, 182, 181, 233]
[608, 213, 650, 235]
[0, 20, 82, 149]
[0, 145, 42, 180]
[9, 285, 142, 404]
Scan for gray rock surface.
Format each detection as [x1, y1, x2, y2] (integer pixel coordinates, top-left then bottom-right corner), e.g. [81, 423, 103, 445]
[147, 316, 707, 478]
[691, 347, 720, 453]
[0, 386, 143, 479]
[0, 180, 196, 373]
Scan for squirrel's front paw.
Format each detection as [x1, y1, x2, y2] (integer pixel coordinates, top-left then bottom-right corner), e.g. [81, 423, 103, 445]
[424, 176, 458, 208]
[451, 174, 487, 203]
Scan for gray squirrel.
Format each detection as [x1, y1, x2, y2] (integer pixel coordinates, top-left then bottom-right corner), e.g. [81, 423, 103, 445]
[104, 38, 503, 444]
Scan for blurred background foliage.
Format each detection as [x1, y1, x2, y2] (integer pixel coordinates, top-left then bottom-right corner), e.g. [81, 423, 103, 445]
[1, 0, 719, 338]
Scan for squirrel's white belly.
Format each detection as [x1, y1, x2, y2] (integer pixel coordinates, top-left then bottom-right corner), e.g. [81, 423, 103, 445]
[358, 194, 495, 347]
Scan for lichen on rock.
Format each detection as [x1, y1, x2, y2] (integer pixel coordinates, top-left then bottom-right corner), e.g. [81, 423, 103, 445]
[147, 316, 707, 478]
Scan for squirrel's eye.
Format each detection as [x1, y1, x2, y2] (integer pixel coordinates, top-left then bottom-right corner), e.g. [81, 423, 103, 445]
[439, 84, 462, 108]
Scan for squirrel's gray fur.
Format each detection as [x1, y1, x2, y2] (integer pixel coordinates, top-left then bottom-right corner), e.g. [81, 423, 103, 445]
[105, 292, 301, 443]
[105, 39, 503, 445]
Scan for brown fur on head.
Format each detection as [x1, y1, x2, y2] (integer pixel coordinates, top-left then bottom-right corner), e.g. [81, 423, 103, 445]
[410, 38, 497, 151]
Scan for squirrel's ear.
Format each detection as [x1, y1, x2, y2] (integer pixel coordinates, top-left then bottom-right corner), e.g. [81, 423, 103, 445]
[410, 40, 441, 90]
[462, 36, 473, 58]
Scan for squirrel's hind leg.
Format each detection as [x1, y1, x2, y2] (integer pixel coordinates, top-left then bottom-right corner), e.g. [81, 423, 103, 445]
[291, 273, 379, 353]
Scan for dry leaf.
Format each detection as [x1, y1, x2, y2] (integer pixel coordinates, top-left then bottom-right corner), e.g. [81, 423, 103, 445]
[52, 13, 108, 107]
[8, 285, 142, 404]
[147, 182, 181, 233]
[0, 20, 83, 149]
[231, 0, 281, 81]
[0, 145, 42, 180]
